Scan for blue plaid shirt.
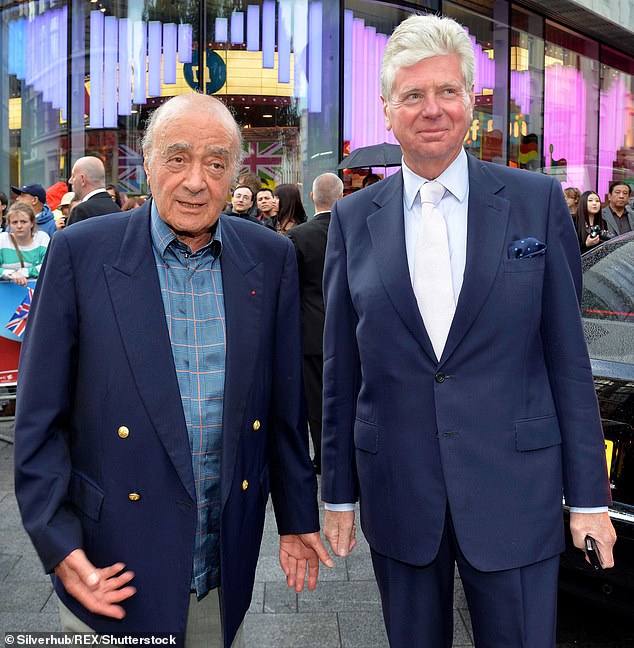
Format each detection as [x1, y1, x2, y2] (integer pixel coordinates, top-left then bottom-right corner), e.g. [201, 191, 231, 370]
[150, 203, 225, 596]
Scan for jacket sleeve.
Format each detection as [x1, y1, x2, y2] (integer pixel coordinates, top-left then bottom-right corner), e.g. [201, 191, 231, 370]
[267, 238, 320, 534]
[540, 178, 611, 508]
[320, 203, 361, 504]
[14, 232, 83, 572]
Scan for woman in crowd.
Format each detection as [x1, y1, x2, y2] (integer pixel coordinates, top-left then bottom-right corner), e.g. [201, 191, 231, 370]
[564, 187, 581, 217]
[106, 183, 124, 208]
[0, 192, 8, 231]
[574, 190, 609, 253]
[273, 184, 306, 235]
[0, 202, 50, 286]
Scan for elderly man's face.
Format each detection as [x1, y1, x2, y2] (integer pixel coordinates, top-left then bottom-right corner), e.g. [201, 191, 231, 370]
[144, 107, 237, 249]
[609, 184, 630, 210]
[382, 54, 473, 179]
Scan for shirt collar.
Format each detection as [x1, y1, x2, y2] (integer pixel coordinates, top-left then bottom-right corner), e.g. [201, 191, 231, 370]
[82, 188, 110, 202]
[150, 200, 223, 258]
[402, 147, 469, 210]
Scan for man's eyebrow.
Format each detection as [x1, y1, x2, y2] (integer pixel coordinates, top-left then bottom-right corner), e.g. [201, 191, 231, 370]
[161, 142, 231, 159]
[204, 145, 231, 159]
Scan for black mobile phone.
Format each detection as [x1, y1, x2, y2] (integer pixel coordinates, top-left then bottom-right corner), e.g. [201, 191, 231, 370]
[585, 535, 603, 571]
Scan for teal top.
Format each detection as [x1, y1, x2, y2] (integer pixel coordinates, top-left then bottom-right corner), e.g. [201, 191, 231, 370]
[0, 230, 50, 279]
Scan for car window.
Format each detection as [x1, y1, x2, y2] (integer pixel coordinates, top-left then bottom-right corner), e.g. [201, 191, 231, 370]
[581, 237, 634, 364]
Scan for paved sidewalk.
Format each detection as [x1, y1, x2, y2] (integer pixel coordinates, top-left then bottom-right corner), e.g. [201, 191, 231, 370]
[0, 437, 475, 646]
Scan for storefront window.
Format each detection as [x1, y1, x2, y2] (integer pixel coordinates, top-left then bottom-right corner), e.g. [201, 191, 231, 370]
[543, 22, 599, 193]
[599, 47, 634, 199]
[444, 1, 510, 165]
[508, 5, 544, 171]
[3, 2, 71, 189]
[341, 1, 424, 189]
[208, 0, 341, 205]
[1, 0, 338, 206]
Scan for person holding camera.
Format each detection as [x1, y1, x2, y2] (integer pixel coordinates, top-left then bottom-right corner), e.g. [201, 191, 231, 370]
[574, 190, 613, 252]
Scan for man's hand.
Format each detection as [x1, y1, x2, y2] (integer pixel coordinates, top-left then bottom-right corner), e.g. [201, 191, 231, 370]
[569, 511, 616, 569]
[323, 510, 356, 558]
[279, 533, 334, 592]
[54, 549, 136, 619]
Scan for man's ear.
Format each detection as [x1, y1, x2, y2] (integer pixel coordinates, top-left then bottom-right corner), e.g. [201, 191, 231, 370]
[143, 159, 150, 187]
[381, 96, 392, 132]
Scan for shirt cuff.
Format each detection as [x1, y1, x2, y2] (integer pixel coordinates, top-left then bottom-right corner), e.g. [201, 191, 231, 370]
[323, 502, 356, 512]
[568, 506, 609, 514]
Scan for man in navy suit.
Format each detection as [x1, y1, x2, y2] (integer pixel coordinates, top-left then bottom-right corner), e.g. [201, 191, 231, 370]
[15, 93, 332, 647]
[321, 13, 615, 648]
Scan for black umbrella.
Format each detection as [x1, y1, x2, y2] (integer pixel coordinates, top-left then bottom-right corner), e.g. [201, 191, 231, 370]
[337, 142, 402, 169]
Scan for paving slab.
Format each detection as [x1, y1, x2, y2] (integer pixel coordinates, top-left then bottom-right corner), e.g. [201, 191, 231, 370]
[243, 612, 340, 648]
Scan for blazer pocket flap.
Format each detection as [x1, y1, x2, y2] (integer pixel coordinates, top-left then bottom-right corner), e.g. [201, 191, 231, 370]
[354, 419, 379, 454]
[515, 415, 561, 451]
[70, 470, 104, 521]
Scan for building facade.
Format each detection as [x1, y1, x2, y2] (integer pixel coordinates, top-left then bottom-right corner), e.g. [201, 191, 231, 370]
[1, 0, 633, 204]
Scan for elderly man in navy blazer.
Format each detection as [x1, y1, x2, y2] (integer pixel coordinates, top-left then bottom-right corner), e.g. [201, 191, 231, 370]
[321, 13, 615, 648]
[15, 93, 332, 647]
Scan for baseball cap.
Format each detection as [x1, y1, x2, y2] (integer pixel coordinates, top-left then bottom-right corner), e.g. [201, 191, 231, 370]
[11, 183, 47, 204]
[59, 191, 75, 207]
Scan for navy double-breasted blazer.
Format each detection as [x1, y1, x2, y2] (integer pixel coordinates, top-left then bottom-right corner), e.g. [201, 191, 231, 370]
[14, 201, 319, 645]
[321, 154, 611, 572]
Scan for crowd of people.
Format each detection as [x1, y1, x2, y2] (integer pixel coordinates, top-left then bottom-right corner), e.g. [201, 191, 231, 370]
[567, 180, 633, 252]
[0, 167, 320, 289]
[0, 166, 154, 284]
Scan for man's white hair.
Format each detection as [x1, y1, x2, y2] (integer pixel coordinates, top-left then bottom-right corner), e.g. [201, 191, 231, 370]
[381, 13, 475, 102]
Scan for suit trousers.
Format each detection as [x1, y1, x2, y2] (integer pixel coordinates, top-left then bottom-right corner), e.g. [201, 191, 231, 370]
[302, 354, 323, 471]
[58, 590, 245, 648]
[370, 510, 559, 648]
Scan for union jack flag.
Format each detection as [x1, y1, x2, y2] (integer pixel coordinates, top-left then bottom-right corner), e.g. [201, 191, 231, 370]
[5, 287, 33, 338]
[117, 144, 145, 194]
[240, 141, 284, 186]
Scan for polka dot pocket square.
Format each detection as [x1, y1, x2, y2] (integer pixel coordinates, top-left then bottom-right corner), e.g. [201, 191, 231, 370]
[508, 237, 547, 260]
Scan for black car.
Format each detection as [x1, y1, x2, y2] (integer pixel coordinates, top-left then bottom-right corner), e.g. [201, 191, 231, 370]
[559, 231, 634, 612]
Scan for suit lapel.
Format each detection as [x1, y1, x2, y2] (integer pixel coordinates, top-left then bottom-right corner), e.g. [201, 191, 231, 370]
[440, 157, 510, 364]
[103, 202, 196, 503]
[218, 217, 263, 507]
[366, 172, 437, 361]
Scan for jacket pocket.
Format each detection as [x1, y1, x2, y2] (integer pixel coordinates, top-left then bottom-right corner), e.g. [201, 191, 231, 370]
[354, 418, 379, 454]
[69, 470, 104, 521]
[515, 415, 561, 451]
[503, 255, 546, 273]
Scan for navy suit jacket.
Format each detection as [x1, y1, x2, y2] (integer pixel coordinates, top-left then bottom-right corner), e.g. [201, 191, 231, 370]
[66, 190, 121, 226]
[321, 155, 610, 572]
[14, 201, 318, 645]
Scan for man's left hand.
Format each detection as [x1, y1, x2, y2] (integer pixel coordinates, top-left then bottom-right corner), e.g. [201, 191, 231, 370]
[569, 511, 616, 569]
[279, 533, 334, 592]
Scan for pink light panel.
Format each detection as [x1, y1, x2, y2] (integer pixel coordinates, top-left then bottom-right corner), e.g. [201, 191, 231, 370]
[278, 1, 291, 84]
[599, 74, 628, 197]
[347, 15, 395, 151]
[90, 10, 104, 128]
[543, 64, 586, 187]
[103, 16, 118, 127]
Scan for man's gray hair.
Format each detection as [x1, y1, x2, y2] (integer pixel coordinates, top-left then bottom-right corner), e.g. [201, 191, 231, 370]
[381, 13, 475, 101]
[312, 173, 344, 211]
[141, 93, 244, 178]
